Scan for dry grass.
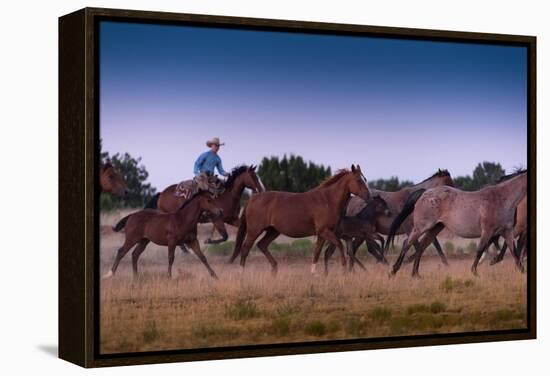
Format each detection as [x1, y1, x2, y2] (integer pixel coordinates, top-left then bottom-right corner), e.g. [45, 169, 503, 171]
[99, 210, 526, 354]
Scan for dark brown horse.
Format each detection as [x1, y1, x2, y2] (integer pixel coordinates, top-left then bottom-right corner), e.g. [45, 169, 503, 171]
[231, 165, 371, 274]
[323, 195, 391, 273]
[100, 163, 128, 198]
[348, 169, 454, 266]
[102, 192, 222, 279]
[388, 170, 527, 277]
[145, 165, 263, 244]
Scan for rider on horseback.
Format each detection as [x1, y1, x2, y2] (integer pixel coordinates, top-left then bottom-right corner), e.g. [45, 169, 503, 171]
[193, 137, 230, 178]
[174, 137, 228, 199]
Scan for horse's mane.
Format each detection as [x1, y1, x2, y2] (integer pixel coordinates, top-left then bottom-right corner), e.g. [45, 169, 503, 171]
[224, 165, 251, 189]
[417, 168, 451, 184]
[317, 169, 350, 189]
[496, 169, 527, 184]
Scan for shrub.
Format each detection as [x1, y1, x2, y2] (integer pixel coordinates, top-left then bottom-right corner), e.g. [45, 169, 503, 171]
[430, 301, 447, 314]
[304, 320, 326, 337]
[225, 299, 259, 320]
[142, 320, 159, 344]
[443, 241, 455, 253]
[270, 317, 291, 336]
[368, 307, 392, 323]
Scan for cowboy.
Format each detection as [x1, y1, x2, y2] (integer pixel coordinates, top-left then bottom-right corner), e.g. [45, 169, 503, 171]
[193, 137, 230, 178]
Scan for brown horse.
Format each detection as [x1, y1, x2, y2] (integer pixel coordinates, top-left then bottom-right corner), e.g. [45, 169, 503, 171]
[102, 191, 222, 279]
[145, 165, 263, 244]
[348, 169, 454, 265]
[388, 170, 527, 277]
[100, 163, 128, 198]
[490, 195, 528, 265]
[323, 195, 391, 273]
[231, 165, 371, 274]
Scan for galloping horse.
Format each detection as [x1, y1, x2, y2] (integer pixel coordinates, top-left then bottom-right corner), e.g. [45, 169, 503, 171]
[347, 169, 454, 265]
[388, 170, 527, 277]
[103, 191, 223, 279]
[146, 165, 263, 244]
[231, 165, 371, 274]
[100, 163, 128, 198]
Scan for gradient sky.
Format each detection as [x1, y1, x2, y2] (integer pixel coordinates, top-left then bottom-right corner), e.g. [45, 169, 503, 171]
[100, 21, 527, 190]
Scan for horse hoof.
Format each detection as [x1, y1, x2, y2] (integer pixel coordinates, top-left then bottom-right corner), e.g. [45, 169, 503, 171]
[101, 270, 113, 280]
[412, 273, 422, 279]
[204, 239, 213, 244]
[211, 273, 219, 280]
[388, 270, 396, 279]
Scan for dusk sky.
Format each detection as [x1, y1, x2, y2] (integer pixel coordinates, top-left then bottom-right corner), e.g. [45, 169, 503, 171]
[99, 21, 527, 190]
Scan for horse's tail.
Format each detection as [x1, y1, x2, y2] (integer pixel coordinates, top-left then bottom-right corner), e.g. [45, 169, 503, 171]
[229, 207, 248, 263]
[144, 193, 160, 209]
[112, 215, 130, 232]
[385, 188, 426, 252]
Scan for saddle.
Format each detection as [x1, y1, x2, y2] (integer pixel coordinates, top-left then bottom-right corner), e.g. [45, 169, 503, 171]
[174, 173, 225, 200]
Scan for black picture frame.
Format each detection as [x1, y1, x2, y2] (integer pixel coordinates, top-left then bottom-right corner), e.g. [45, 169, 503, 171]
[59, 7, 537, 368]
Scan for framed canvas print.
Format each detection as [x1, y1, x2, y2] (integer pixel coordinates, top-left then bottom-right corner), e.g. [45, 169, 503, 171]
[59, 7, 536, 368]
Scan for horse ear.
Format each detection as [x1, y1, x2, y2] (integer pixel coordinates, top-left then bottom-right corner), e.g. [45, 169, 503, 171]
[356, 164, 362, 171]
[351, 164, 356, 172]
[251, 165, 257, 171]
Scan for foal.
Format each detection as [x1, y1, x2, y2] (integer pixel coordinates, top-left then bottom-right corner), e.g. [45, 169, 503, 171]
[103, 192, 222, 279]
[324, 196, 391, 273]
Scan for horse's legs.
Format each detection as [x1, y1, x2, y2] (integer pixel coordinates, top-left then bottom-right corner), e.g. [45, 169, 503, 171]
[321, 229, 347, 271]
[471, 232, 494, 276]
[517, 232, 527, 262]
[490, 237, 507, 265]
[310, 237, 326, 274]
[323, 243, 336, 275]
[167, 243, 176, 279]
[256, 227, 280, 274]
[411, 224, 445, 277]
[431, 237, 449, 266]
[347, 239, 368, 272]
[239, 227, 264, 270]
[503, 230, 524, 273]
[105, 240, 136, 278]
[390, 228, 426, 276]
[187, 238, 218, 279]
[205, 217, 228, 244]
[131, 239, 150, 278]
[364, 237, 386, 265]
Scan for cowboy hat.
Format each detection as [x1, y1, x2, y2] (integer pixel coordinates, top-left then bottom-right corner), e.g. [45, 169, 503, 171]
[206, 137, 225, 147]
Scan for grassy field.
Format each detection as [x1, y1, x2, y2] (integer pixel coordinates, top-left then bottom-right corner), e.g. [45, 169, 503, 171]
[99, 211, 527, 354]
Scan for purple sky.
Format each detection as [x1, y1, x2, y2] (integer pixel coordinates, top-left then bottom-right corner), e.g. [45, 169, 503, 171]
[100, 21, 527, 190]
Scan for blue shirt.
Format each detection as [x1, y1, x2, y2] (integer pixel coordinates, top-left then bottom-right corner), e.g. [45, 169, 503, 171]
[193, 151, 227, 176]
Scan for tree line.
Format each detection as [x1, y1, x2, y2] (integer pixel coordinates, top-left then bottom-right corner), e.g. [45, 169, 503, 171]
[100, 143, 511, 210]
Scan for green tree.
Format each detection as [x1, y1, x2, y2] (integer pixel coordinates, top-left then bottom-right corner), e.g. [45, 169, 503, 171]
[101, 149, 157, 210]
[258, 154, 332, 192]
[368, 177, 414, 192]
[454, 161, 505, 191]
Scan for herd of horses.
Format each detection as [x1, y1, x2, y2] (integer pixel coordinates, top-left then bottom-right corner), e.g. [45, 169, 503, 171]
[99, 162, 528, 281]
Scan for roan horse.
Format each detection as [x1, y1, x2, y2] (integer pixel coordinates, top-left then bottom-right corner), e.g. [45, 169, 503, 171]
[387, 170, 527, 277]
[323, 195, 391, 273]
[347, 169, 454, 265]
[230, 165, 371, 274]
[145, 165, 264, 244]
[100, 163, 128, 198]
[103, 191, 223, 280]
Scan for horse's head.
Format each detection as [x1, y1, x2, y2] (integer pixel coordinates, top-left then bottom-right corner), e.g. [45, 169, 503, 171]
[100, 163, 129, 198]
[197, 192, 223, 218]
[371, 195, 391, 217]
[433, 168, 454, 187]
[227, 165, 264, 193]
[348, 164, 371, 202]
